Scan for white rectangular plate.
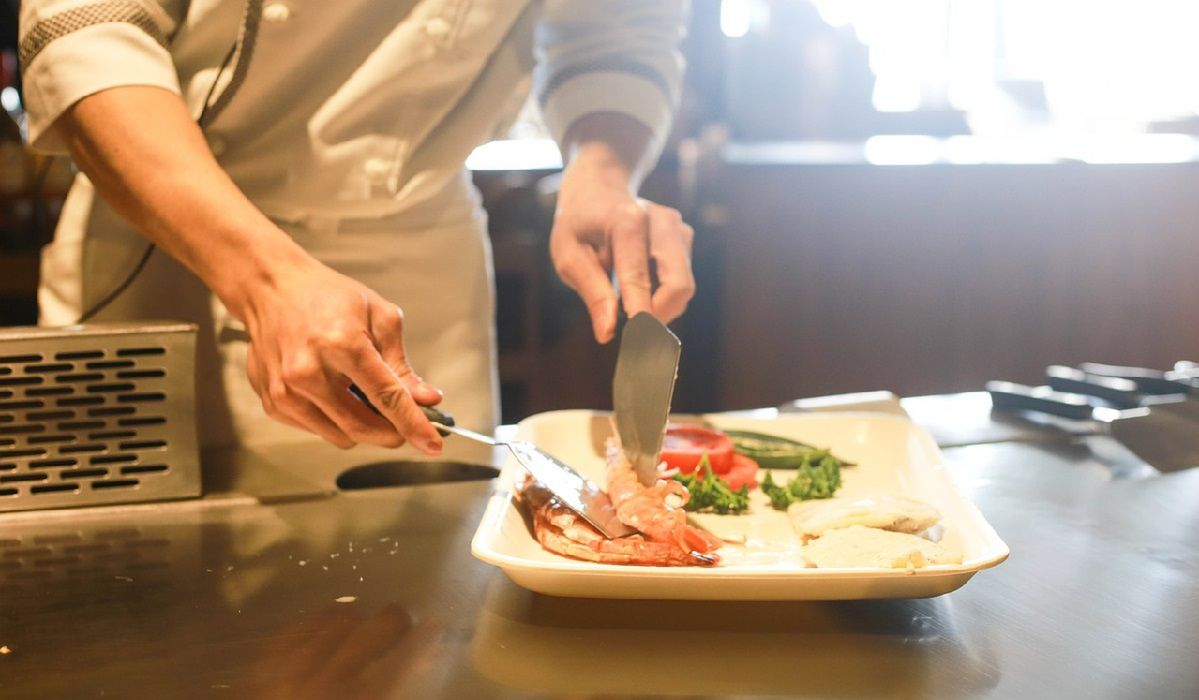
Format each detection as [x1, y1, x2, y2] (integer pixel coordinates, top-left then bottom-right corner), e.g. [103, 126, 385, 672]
[471, 410, 1008, 600]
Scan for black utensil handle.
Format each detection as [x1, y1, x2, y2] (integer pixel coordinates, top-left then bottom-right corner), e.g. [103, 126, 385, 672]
[1078, 362, 1192, 396]
[1045, 365, 1142, 409]
[986, 380, 1095, 420]
[347, 384, 455, 435]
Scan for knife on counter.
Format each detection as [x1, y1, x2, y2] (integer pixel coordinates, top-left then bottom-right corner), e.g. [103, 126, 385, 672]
[1045, 364, 1199, 422]
[612, 312, 682, 486]
[986, 380, 1199, 472]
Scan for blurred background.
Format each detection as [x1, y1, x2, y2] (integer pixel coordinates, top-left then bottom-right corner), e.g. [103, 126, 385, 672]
[4, 0, 1199, 422]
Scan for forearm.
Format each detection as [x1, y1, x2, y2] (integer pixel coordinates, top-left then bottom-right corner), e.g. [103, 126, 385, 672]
[561, 112, 656, 193]
[59, 85, 310, 319]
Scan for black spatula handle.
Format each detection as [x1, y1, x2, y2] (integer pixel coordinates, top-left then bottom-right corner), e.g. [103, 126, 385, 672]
[986, 380, 1094, 420]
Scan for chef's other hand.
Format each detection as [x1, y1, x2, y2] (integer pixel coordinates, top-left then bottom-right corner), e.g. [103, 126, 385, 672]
[550, 116, 696, 344]
[238, 258, 444, 453]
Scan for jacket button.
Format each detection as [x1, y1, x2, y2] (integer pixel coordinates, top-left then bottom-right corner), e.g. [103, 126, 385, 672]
[424, 17, 451, 39]
[262, 2, 292, 23]
[364, 158, 392, 185]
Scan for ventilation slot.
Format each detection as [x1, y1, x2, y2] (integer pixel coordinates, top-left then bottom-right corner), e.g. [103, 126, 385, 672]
[59, 444, 106, 455]
[117, 393, 166, 404]
[28, 435, 74, 445]
[117, 369, 166, 379]
[86, 360, 134, 370]
[31, 483, 79, 494]
[0, 377, 42, 387]
[24, 387, 71, 397]
[116, 347, 165, 357]
[118, 416, 166, 427]
[0, 354, 43, 363]
[87, 383, 136, 394]
[55, 373, 104, 384]
[60, 469, 108, 479]
[88, 407, 135, 417]
[120, 440, 166, 451]
[57, 397, 104, 408]
[26, 410, 74, 421]
[91, 454, 137, 466]
[92, 480, 138, 490]
[0, 473, 47, 483]
[29, 459, 77, 469]
[55, 350, 103, 360]
[122, 464, 167, 475]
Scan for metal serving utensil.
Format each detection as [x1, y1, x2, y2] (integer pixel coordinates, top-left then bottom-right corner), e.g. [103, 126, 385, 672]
[612, 312, 682, 486]
[418, 408, 634, 539]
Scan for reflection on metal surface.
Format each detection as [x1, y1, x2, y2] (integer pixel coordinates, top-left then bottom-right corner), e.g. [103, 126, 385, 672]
[335, 461, 498, 490]
[0, 521, 187, 609]
[471, 577, 998, 697]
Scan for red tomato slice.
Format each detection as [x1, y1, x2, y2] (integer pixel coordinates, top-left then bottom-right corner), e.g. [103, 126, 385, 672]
[659, 424, 735, 474]
[721, 453, 760, 491]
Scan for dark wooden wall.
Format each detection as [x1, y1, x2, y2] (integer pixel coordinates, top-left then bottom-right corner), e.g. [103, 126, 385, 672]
[709, 160, 1199, 409]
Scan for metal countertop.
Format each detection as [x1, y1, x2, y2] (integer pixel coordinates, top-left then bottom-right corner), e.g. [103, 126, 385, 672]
[1, 394, 1196, 699]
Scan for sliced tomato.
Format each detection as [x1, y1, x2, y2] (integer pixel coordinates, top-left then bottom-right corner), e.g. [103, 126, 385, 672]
[659, 424, 735, 474]
[721, 453, 760, 491]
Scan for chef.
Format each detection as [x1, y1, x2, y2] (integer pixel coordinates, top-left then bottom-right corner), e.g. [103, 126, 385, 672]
[18, 1, 695, 454]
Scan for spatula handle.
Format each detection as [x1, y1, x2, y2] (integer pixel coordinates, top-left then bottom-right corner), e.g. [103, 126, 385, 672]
[986, 380, 1094, 420]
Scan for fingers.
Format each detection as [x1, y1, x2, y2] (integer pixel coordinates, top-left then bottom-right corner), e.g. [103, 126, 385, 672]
[325, 334, 444, 455]
[247, 322, 439, 452]
[368, 302, 443, 407]
[552, 232, 619, 343]
[610, 204, 654, 320]
[647, 205, 696, 323]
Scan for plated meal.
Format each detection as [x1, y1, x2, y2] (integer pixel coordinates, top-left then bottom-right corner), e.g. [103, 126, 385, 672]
[514, 423, 962, 570]
[472, 410, 1008, 600]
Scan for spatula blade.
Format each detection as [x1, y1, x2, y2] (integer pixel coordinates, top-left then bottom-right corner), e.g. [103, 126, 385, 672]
[507, 442, 635, 538]
[613, 312, 681, 486]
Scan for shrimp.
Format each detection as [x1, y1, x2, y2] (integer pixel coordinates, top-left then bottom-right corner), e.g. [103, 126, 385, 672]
[605, 440, 724, 555]
[518, 479, 717, 567]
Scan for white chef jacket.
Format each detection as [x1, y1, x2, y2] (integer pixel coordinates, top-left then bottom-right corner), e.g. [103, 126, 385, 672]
[19, 0, 687, 448]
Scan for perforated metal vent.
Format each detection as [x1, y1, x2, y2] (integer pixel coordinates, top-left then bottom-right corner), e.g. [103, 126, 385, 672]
[0, 323, 200, 512]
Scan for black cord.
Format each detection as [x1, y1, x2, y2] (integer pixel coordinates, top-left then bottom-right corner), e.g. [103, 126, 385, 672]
[76, 40, 238, 323]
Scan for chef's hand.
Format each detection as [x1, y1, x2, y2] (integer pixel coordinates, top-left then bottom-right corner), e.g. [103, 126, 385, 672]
[550, 114, 696, 344]
[238, 259, 445, 453]
[57, 87, 443, 453]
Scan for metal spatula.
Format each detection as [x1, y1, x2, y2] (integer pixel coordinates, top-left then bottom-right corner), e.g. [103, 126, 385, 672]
[612, 312, 682, 486]
[349, 385, 633, 538]
[422, 408, 635, 539]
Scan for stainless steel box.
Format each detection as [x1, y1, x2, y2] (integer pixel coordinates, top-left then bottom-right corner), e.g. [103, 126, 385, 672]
[0, 323, 201, 511]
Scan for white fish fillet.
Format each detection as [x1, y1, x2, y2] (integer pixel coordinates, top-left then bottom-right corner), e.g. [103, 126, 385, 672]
[803, 525, 963, 569]
[787, 495, 942, 538]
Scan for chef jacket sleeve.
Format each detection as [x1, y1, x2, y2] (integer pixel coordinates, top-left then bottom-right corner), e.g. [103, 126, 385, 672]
[18, 0, 182, 153]
[534, 0, 688, 156]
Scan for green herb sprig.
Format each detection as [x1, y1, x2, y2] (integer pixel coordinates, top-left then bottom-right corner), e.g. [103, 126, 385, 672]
[760, 450, 843, 510]
[672, 454, 750, 514]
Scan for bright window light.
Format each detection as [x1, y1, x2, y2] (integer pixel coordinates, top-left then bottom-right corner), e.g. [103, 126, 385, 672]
[0, 87, 19, 113]
[806, 0, 1199, 134]
[721, 0, 752, 38]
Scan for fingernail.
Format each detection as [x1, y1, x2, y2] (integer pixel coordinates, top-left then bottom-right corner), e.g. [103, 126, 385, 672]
[426, 437, 443, 454]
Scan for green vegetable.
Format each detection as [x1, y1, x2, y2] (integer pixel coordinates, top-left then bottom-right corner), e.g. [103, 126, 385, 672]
[759, 450, 844, 510]
[725, 429, 854, 469]
[673, 454, 750, 514]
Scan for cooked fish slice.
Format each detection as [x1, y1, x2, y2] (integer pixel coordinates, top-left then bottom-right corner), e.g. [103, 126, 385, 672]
[802, 525, 963, 569]
[787, 495, 941, 538]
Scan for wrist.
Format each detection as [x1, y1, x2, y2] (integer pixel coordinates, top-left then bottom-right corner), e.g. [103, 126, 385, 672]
[203, 224, 314, 322]
[564, 142, 638, 194]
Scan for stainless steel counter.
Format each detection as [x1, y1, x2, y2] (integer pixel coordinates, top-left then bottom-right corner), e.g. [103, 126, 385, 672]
[1, 394, 1196, 698]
